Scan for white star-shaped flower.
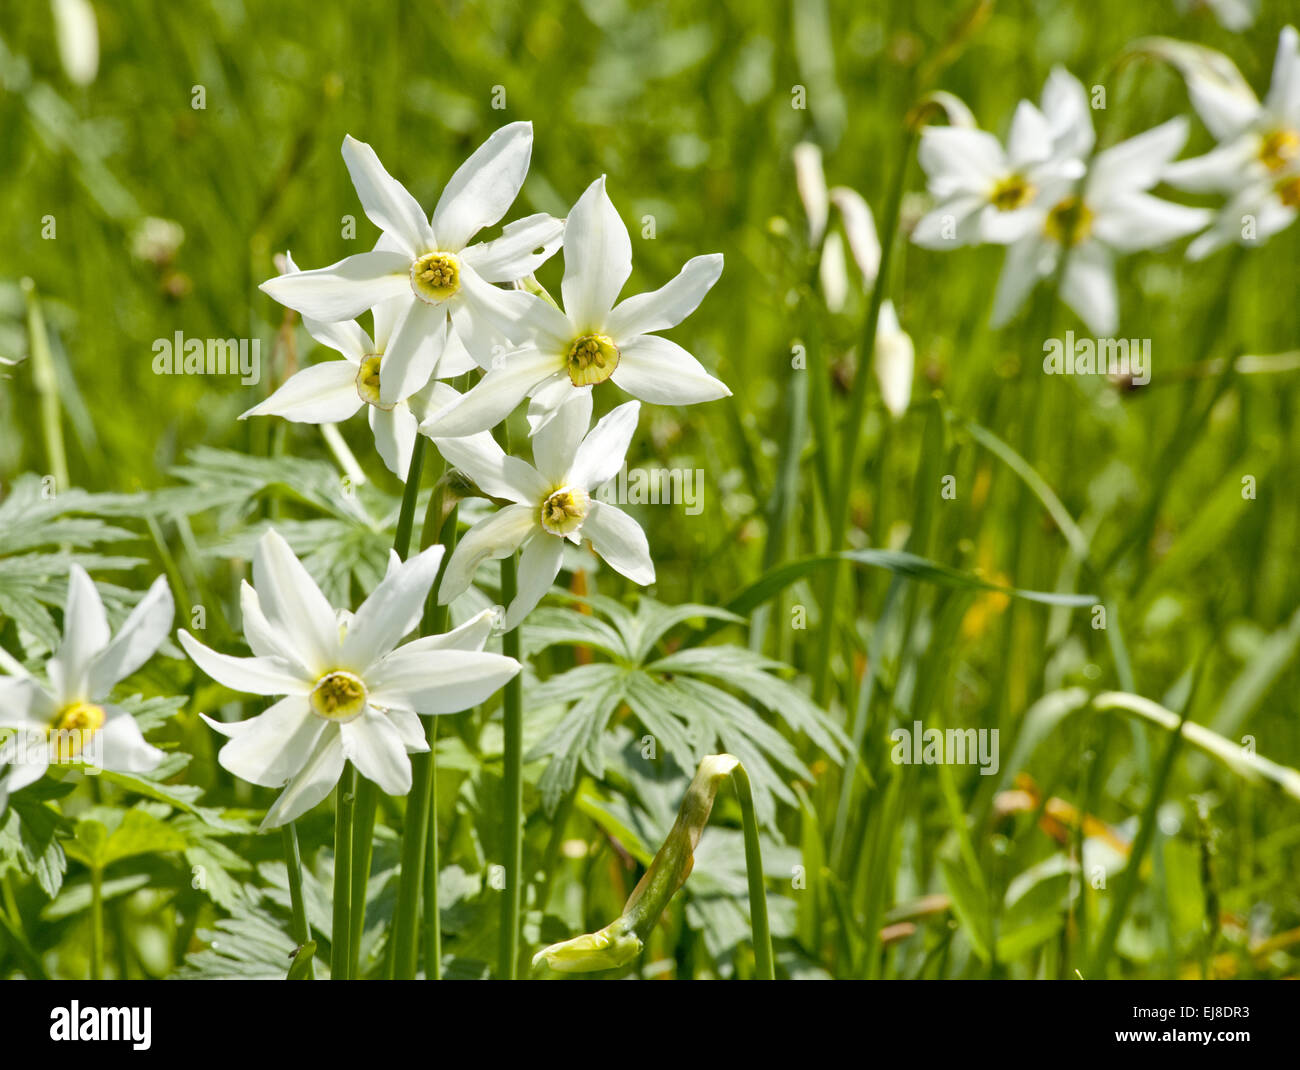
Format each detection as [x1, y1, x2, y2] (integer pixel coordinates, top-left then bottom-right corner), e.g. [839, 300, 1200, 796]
[0, 567, 171, 811]
[180, 529, 519, 829]
[430, 391, 652, 629]
[260, 123, 563, 406]
[422, 176, 729, 438]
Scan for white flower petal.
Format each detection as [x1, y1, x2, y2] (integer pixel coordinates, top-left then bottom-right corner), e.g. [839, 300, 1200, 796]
[1263, 25, 1299, 125]
[179, 631, 310, 696]
[420, 344, 564, 438]
[570, 401, 640, 491]
[918, 127, 1006, 186]
[561, 176, 632, 331]
[438, 505, 541, 603]
[261, 729, 346, 829]
[86, 575, 174, 696]
[48, 565, 110, 704]
[1092, 193, 1212, 252]
[390, 607, 497, 655]
[793, 142, 829, 244]
[368, 648, 522, 714]
[340, 708, 412, 795]
[240, 360, 362, 423]
[212, 695, 321, 788]
[238, 581, 311, 675]
[829, 186, 881, 283]
[583, 502, 654, 585]
[991, 235, 1049, 328]
[532, 390, 593, 486]
[341, 135, 435, 256]
[341, 545, 445, 671]
[874, 300, 914, 419]
[1090, 118, 1189, 196]
[387, 708, 430, 752]
[368, 403, 418, 479]
[377, 299, 448, 406]
[606, 253, 723, 340]
[0, 678, 56, 730]
[1163, 137, 1257, 193]
[455, 262, 557, 357]
[1061, 242, 1118, 335]
[1006, 100, 1054, 167]
[96, 707, 164, 773]
[460, 212, 565, 282]
[252, 529, 340, 675]
[432, 121, 534, 252]
[1041, 66, 1095, 158]
[260, 251, 412, 322]
[302, 315, 371, 364]
[430, 429, 548, 504]
[609, 335, 730, 406]
[502, 534, 564, 631]
[525, 373, 583, 435]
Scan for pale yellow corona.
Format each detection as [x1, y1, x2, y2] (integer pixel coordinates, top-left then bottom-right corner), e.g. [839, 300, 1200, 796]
[309, 671, 368, 722]
[540, 486, 590, 536]
[355, 354, 394, 409]
[1044, 194, 1093, 247]
[410, 252, 461, 303]
[50, 701, 106, 762]
[565, 334, 620, 386]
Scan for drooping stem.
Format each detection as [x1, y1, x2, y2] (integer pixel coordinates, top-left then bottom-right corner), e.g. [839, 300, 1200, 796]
[281, 822, 314, 980]
[89, 866, 104, 981]
[331, 764, 356, 980]
[731, 764, 774, 979]
[498, 552, 524, 979]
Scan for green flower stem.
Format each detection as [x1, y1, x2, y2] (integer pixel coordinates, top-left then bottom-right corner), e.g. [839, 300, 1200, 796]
[423, 716, 442, 980]
[331, 764, 356, 980]
[281, 822, 314, 980]
[498, 552, 524, 979]
[812, 126, 916, 706]
[731, 763, 774, 979]
[21, 278, 69, 496]
[89, 866, 104, 981]
[348, 778, 377, 977]
[392, 436, 428, 558]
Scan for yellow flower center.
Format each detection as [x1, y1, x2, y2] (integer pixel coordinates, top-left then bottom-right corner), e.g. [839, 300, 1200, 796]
[410, 252, 460, 303]
[355, 353, 394, 410]
[309, 671, 367, 722]
[49, 701, 106, 762]
[1277, 174, 1300, 209]
[1259, 128, 1299, 172]
[565, 334, 620, 386]
[540, 486, 590, 536]
[1043, 195, 1093, 247]
[990, 173, 1035, 212]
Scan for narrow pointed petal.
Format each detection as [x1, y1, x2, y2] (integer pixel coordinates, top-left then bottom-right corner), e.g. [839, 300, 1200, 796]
[341, 545, 445, 671]
[438, 505, 540, 603]
[368, 403, 419, 479]
[502, 534, 564, 631]
[340, 709, 412, 795]
[456, 263, 561, 356]
[432, 121, 534, 252]
[341, 134, 435, 255]
[570, 401, 639, 491]
[420, 345, 564, 438]
[561, 176, 632, 331]
[387, 708, 430, 752]
[1060, 242, 1118, 335]
[532, 390, 593, 485]
[460, 212, 565, 282]
[583, 502, 654, 585]
[260, 252, 412, 322]
[261, 730, 346, 829]
[1090, 118, 1189, 195]
[605, 254, 723, 339]
[252, 530, 340, 675]
[240, 360, 363, 423]
[368, 648, 522, 714]
[389, 607, 497, 655]
[212, 695, 321, 788]
[991, 235, 1049, 328]
[301, 315, 371, 364]
[0, 678, 56, 730]
[429, 429, 547, 504]
[87, 575, 174, 696]
[609, 335, 730, 406]
[49, 565, 110, 703]
[238, 581, 311, 675]
[96, 708, 165, 773]
[179, 631, 311, 696]
[377, 299, 448, 405]
[1092, 193, 1212, 252]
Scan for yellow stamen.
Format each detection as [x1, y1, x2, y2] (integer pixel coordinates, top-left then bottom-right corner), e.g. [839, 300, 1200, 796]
[1277, 175, 1300, 209]
[540, 486, 590, 536]
[50, 701, 106, 762]
[355, 353, 394, 410]
[1044, 195, 1093, 247]
[565, 334, 620, 387]
[410, 252, 460, 303]
[1259, 128, 1299, 172]
[990, 173, 1035, 212]
[309, 671, 367, 722]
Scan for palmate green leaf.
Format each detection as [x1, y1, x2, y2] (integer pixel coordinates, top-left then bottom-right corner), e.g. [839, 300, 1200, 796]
[63, 807, 189, 870]
[0, 475, 140, 555]
[0, 784, 73, 898]
[522, 607, 629, 660]
[179, 898, 312, 980]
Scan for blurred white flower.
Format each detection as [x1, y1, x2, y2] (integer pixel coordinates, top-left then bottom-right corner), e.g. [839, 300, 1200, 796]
[260, 125, 563, 407]
[421, 177, 728, 438]
[992, 113, 1211, 334]
[243, 253, 465, 477]
[1174, 0, 1258, 32]
[874, 300, 914, 419]
[181, 530, 518, 828]
[432, 392, 652, 629]
[913, 70, 1088, 249]
[51, 0, 98, 86]
[0, 567, 171, 811]
[1186, 167, 1299, 259]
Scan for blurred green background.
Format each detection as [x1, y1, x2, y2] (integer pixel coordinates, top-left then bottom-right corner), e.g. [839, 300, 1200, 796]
[1, 0, 1298, 979]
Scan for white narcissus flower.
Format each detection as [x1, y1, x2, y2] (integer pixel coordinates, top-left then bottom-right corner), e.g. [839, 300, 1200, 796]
[1164, 26, 1300, 258]
[243, 254, 471, 478]
[431, 392, 652, 629]
[992, 114, 1212, 334]
[912, 69, 1088, 249]
[422, 176, 729, 438]
[260, 124, 564, 407]
[0, 567, 171, 811]
[180, 530, 519, 829]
